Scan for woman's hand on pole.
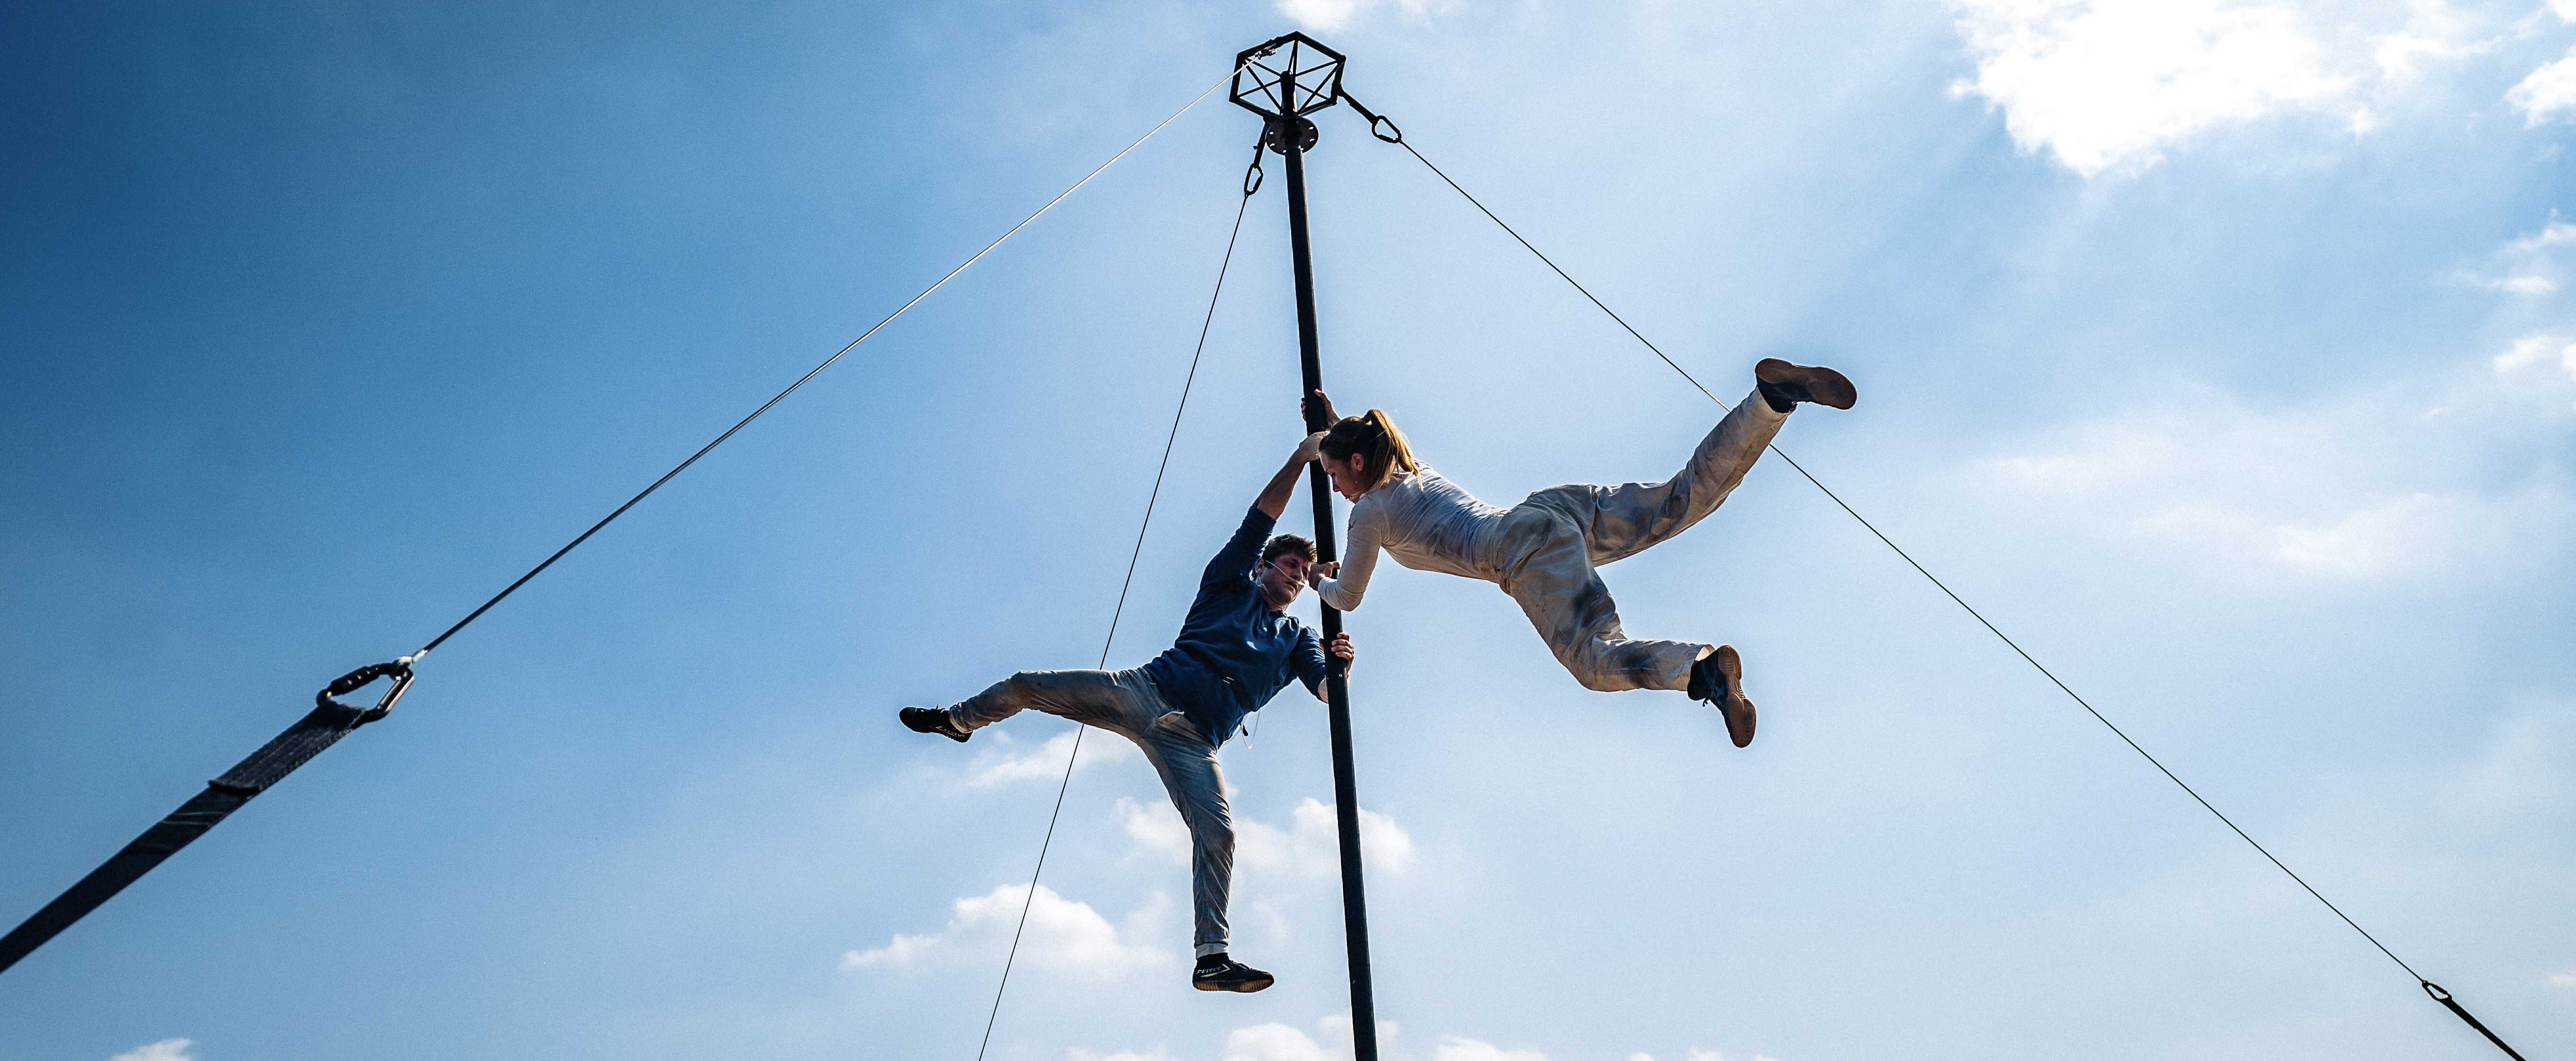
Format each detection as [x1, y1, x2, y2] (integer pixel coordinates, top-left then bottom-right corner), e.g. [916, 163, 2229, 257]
[1305, 389, 1338, 428]
[1308, 560, 1340, 587]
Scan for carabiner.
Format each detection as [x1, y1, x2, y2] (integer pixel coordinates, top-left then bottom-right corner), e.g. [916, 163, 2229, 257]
[316, 657, 417, 724]
[1337, 90, 1404, 145]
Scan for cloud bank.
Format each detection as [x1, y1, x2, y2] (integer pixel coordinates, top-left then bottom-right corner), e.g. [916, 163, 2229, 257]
[1947, 0, 2576, 175]
[842, 883, 1166, 972]
[1119, 796, 1417, 877]
[1276, 0, 1463, 33]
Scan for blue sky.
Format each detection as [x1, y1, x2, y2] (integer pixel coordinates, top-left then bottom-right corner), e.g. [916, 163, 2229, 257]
[4, 1, 2574, 1059]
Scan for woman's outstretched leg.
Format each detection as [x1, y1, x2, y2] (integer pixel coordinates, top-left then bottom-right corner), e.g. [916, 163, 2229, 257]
[1496, 508, 1706, 692]
[1566, 359, 1853, 566]
[1496, 516, 1759, 742]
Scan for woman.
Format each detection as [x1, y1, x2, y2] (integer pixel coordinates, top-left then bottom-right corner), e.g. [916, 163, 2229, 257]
[1303, 358, 1855, 746]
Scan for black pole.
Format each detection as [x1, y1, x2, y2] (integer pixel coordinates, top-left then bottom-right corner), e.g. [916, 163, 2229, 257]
[1278, 71, 1381, 1061]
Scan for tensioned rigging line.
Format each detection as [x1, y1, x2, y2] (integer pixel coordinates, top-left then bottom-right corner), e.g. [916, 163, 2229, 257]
[0, 64, 1247, 980]
[1370, 120, 2529, 1061]
[974, 144, 1263, 1061]
[413, 66, 1248, 661]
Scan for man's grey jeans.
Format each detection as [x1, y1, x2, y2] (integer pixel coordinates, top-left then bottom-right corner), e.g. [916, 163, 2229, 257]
[1498, 390, 1788, 692]
[943, 668, 1235, 957]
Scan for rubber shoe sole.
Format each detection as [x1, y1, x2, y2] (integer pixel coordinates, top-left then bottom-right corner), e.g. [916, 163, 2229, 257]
[1711, 645, 1757, 748]
[1755, 358, 1858, 410]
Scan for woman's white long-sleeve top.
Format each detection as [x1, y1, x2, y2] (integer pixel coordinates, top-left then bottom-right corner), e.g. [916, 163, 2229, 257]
[1314, 468, 1508, 611]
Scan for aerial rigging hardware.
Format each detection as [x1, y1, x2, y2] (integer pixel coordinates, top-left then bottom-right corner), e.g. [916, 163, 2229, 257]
[0, 29, 2536, 1061]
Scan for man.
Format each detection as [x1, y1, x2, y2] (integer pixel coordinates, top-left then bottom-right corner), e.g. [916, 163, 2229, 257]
[900, 432, 1355, 993]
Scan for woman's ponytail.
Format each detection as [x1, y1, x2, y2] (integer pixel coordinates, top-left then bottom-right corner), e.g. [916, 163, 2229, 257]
[1320, 408, 1419, 494]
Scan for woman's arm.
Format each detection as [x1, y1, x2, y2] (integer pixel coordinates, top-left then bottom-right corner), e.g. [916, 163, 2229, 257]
[1255, 432, 1326, 520]
[1313, 500, 1382, 611]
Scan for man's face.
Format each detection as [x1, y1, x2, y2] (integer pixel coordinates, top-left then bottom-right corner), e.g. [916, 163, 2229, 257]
[1256, 552, 1310, 608]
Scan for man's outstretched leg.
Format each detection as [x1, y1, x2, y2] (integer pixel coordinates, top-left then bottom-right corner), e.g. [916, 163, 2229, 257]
[898, 670, 1274, 992]
[902, 668, 1149, 743]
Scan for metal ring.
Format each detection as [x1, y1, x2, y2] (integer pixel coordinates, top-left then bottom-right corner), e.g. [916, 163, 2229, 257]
[1369, 114, 1403, 144]
[1244, 161, 1265, 196]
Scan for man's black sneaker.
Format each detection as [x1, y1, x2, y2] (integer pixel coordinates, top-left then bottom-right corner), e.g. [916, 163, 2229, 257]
[1191, 954, 1275, 993]
[1687, 645, 1758, 748]
[1755, 358, 1858, 413]
[899, 706, 969, 744]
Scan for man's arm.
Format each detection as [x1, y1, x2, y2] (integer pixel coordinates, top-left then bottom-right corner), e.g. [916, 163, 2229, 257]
[1295, 628, 1354, 700]
[1254, 432, 1327, 520]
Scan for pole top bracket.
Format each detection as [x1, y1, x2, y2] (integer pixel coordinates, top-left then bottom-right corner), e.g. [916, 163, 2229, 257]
[1231, 33, 1346, 120]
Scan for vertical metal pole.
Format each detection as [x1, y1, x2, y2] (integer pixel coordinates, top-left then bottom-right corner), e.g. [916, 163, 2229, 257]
[1278, 68, 1381, 1061]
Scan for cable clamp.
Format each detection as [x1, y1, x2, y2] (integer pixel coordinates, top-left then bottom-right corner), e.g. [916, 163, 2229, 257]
[316, 658, 418, 725]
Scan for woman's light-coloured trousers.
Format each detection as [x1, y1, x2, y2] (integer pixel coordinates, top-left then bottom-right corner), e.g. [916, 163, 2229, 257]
[943, 668, 1236, 957]
[1496, 390, 1787, 692]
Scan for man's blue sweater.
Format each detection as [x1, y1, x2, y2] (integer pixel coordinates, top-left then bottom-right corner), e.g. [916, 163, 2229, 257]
[1140, 506, 1329, 746]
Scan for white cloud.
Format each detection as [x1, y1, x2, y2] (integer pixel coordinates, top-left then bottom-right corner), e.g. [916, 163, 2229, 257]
[1223, 1023, 1334, 1061]
[1119, 796, 1416, 876]
[1278, 0, 1363, 31]
[1946, 0, 2530, 176]
[1070, 1050, 1176, 1061]
[1433, 1037, 1547, 1061]
[2509, 44, 2576, 125]
[1948, 0, 2352, 176]
[964, 728, 1135, 789]
[2494, 332, 2576, 410]
[842, 883, 1165, 972]
[2506, 218, 2576, 253]
[1277, 0, 1462, 32]
[2547, 970, 2576, 988]
[1220, 1014, 1405, 1061]
[2462, 217, 2576, 298]
[1683, 1052, 1783, 1061]
[110, 1042, 193, 1061]
[2493, 332, 2576, 378]
[1118, 796, 1193, 862]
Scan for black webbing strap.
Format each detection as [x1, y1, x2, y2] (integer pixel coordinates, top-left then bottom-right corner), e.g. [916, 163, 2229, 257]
[2424, 980, 2529, 1061]
[0, 662, 413, 974]
[0, 71, 1232, 982]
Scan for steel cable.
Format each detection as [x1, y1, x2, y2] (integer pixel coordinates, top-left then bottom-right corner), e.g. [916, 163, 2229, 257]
[1381, 131, 2527, 1060]
[973, 154, 1260, 1061]
[413, 66, 1244, 660]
